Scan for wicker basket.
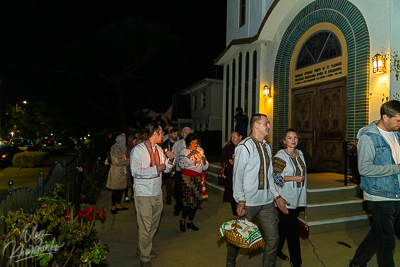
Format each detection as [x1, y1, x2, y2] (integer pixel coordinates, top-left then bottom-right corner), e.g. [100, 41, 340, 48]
[225, 217, 249, 248]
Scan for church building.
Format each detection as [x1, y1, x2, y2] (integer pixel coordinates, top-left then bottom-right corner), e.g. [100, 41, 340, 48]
[215, 0, 400, 172]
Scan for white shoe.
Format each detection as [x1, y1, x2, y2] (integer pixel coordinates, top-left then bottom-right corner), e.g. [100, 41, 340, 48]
[125, 197, 129, 203]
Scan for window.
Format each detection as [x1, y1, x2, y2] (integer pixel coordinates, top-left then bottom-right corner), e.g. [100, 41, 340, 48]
[296, 31, 342, 70]
[201, 92, 206, 108]
[245, 52, 249, 113]
[231, 59, 236, 133]
[252, 51, 257, 116]
[238, 53, 242, 108]
[239, 0, 246, 27]
[192, 95, 197, 110]
[225, 65, 230, 142]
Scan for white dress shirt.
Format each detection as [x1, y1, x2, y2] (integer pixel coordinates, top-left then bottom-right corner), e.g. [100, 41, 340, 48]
[233, 136, 280, 206]
[131, 142, 175, 197]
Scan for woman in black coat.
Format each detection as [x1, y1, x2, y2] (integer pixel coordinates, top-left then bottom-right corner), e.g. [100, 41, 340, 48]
[220, 131, 243, 216]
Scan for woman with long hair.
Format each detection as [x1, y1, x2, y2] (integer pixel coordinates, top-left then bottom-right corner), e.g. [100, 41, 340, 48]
[106, 134, 130, 214]
[272, 129, 307, 267]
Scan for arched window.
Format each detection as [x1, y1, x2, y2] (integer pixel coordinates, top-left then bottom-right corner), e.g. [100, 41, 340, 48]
[296, 31, 342, 70]
[231, 59, 236, 133]
[252, 51, 257, 116]
[245, 52, 250, 114]
[225, 64, 230, 142]
[238, 53, 242, 109]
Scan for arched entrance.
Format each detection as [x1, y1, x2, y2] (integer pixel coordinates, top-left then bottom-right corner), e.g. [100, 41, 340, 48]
[272, 0, 370, 173]
[290, 24, 347, 171]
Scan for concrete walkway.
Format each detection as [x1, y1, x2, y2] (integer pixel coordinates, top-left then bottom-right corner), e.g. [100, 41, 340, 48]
[94, 184, 400, 267]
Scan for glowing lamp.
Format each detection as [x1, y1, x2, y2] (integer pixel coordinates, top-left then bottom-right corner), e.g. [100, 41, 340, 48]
[372, 53, 385, 74]
[263, 85, 271, 98]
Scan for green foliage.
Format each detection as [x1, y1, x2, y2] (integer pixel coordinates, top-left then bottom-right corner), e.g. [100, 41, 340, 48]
[0, 185, 108, 267]
[195, 130, 222, 161]
[12, 151, 49, 168]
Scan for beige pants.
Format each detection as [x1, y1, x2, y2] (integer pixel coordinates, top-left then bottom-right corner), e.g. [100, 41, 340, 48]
[134, 194, 163, 263]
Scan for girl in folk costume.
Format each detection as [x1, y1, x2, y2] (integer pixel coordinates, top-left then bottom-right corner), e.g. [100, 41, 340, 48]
[106, 134, 130, 214]
[272, 129, 307, 267]
[179, 133, 209, 232]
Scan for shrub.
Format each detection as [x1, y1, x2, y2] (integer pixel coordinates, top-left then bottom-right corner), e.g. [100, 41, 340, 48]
[12, 151, 49, 168]
[41, 146, 68, 156]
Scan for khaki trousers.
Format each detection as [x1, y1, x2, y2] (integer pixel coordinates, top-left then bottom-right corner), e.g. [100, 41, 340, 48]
[134, 194, 163, 263]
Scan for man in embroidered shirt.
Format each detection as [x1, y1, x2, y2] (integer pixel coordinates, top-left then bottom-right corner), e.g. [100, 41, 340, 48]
[227, 113, 289, 267]
[349, 100, 400, 267]
[131, 122, 175, 267]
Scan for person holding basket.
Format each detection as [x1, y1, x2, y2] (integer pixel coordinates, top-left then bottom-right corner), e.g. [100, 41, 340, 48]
[227, 113, 289, 267]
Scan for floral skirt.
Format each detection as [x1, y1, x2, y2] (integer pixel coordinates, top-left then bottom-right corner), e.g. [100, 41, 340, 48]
[181, 174, 202, 209]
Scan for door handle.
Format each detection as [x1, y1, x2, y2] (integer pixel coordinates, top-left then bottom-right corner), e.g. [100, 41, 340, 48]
[313, 129, 319, 146]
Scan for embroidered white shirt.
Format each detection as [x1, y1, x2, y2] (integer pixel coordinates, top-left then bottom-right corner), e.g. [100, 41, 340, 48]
[233, 136, 280, 206]
[131, 142, 175, 197]
[179, 147, 209, 173]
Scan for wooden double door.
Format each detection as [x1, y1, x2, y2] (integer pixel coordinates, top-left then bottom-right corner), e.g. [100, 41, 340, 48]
[291, 80, 346, 172]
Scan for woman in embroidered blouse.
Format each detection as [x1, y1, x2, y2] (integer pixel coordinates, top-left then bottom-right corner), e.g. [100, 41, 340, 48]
[220, 131, 243, 216]
[272, 129, 306, 267]
[178, 133, 209, 232]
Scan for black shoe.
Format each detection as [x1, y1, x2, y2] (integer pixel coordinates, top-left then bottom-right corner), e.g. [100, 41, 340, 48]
[173, 210, 180, 216]
[166, 197, 171, 205]
[348, 260, 367, 267]
[187, 222, 199, 231]
[111, 209, 117, 214]
[277, 252, 289, 261]
[115, 207, 128, 211]
[180, 220, 186, 232]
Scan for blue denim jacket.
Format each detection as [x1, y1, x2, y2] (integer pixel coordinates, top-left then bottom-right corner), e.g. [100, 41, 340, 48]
[360, 131, 400, 198]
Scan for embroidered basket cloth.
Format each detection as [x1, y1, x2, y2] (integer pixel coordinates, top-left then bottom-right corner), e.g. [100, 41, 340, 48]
[218, 217, 265, 251]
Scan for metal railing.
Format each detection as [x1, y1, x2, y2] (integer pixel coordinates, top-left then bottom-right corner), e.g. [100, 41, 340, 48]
[0, 147, 87, 266]
[343, 141, 359, 186]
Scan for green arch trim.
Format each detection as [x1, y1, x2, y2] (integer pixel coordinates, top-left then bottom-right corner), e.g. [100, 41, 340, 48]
[272, 0, 370, 153]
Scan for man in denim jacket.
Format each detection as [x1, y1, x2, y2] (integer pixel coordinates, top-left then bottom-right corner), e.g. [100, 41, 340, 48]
[349, 100, 400, 267]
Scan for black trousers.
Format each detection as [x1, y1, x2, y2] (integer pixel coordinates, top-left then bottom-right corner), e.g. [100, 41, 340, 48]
[111, 189, 123, 206]
[278, 208, 302, 266]
[173, 171, 183, 212]
[182, 206, 197, 221]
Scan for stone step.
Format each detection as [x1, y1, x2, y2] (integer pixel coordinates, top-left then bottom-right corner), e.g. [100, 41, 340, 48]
[307, 185, 359, 200]
[306, 196, 367, 216]
[300, 210, 371, 234]
[208, 163, 222, 174]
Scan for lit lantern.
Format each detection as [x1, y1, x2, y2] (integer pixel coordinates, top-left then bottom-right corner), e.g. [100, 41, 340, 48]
[263, 85, 271, 97]
[372, 53, 385, 74]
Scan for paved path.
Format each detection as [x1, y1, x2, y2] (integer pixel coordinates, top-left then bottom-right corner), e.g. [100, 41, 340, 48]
[93, 184, 400, 267]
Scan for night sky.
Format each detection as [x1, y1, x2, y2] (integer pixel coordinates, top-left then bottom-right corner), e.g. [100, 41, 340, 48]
[0, 0, 227, 131]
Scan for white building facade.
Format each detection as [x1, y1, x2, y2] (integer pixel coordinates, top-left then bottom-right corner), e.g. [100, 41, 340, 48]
[215, 0, 400, 172]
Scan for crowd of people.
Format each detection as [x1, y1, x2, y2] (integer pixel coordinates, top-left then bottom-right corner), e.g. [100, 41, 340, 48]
[104, 101, 400, 267]
[105, 123, 208, 267]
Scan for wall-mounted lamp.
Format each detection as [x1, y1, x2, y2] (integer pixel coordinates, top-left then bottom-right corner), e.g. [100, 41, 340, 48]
[263, 85, 271, 97]
[372, 53, 385, 74]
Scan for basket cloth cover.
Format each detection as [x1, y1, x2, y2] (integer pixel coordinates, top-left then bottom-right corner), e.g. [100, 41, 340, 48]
[217, 218, 265, 250]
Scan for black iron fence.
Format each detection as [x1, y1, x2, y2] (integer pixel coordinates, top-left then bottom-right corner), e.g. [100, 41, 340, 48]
[0, 147, 87, 267]
[343, 141, 359, 186]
